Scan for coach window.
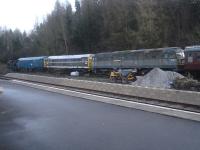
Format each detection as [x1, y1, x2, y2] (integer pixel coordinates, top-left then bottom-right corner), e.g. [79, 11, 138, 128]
[163, 53, 168, 59]
[196, 53, 200, 62]
[82, 58, 86, 63]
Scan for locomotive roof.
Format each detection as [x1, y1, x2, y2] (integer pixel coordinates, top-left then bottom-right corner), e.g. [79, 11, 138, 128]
[185, 45, 200, 52]
[96, 47, 181, 55]
[131, 47, 181, 53]
[48, 54, 93, 60]
[18, 56, 46, 61]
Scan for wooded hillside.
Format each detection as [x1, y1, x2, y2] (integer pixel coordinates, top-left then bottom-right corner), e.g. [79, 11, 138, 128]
[0, 0, 200, 63]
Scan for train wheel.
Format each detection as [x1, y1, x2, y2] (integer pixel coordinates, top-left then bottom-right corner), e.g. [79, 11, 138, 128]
[122, 77, 128, 84]
[110, 77, 116, 83]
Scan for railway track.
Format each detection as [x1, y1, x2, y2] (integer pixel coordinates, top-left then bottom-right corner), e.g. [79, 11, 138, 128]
[1, 74, 200, 113]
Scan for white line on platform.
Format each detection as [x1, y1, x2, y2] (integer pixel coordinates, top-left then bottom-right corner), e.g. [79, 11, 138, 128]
[0, 87, 3, 93]
[11, 79, 200, 122]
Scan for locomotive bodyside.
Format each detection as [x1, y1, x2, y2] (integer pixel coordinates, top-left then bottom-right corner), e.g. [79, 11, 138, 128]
[17, 56, 45, 71]
[93, 47, 184, 72]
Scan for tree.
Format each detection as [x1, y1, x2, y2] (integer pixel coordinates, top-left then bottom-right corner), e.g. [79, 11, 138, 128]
[1, 0, 200, 63]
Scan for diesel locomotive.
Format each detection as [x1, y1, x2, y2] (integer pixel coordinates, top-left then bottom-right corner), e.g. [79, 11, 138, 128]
[93, 47, 185, 74]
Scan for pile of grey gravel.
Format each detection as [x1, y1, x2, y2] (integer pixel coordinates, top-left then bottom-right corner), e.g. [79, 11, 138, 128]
[132, 68, 184, 89]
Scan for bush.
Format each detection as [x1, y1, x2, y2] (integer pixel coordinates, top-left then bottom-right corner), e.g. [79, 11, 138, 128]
[173, 77, 200, 92]
[0, 63, 8, 75]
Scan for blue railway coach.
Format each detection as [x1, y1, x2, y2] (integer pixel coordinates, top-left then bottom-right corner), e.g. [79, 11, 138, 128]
[17, 56, 46, 71]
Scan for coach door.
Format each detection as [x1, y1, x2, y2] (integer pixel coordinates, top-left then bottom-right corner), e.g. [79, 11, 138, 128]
[112, 53, 122, 69]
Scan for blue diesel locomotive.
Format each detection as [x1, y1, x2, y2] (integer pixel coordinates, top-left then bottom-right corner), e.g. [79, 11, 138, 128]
[16, 56, 46, 71]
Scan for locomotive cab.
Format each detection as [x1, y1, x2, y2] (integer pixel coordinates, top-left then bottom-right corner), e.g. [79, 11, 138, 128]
[88, 55, 93, 72]
[184, 46, 200, 71]
[175, 49, 185, 69]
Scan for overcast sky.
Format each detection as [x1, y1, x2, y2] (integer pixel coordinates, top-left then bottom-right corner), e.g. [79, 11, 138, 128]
[0, 0, 75, 32]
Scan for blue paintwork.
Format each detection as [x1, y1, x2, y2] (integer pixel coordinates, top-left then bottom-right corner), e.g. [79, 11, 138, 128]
[17, 56, 45, 71]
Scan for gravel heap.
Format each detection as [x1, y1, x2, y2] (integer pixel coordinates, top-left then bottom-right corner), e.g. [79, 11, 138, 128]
[132, 68, 184, 89]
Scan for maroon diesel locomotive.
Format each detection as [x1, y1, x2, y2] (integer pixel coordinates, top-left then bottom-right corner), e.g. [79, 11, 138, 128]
[184, 46, 200, 78]
[184, 46, 200, 71]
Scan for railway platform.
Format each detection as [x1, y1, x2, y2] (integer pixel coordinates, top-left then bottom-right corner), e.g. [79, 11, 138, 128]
[0, 79, 200, 150]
